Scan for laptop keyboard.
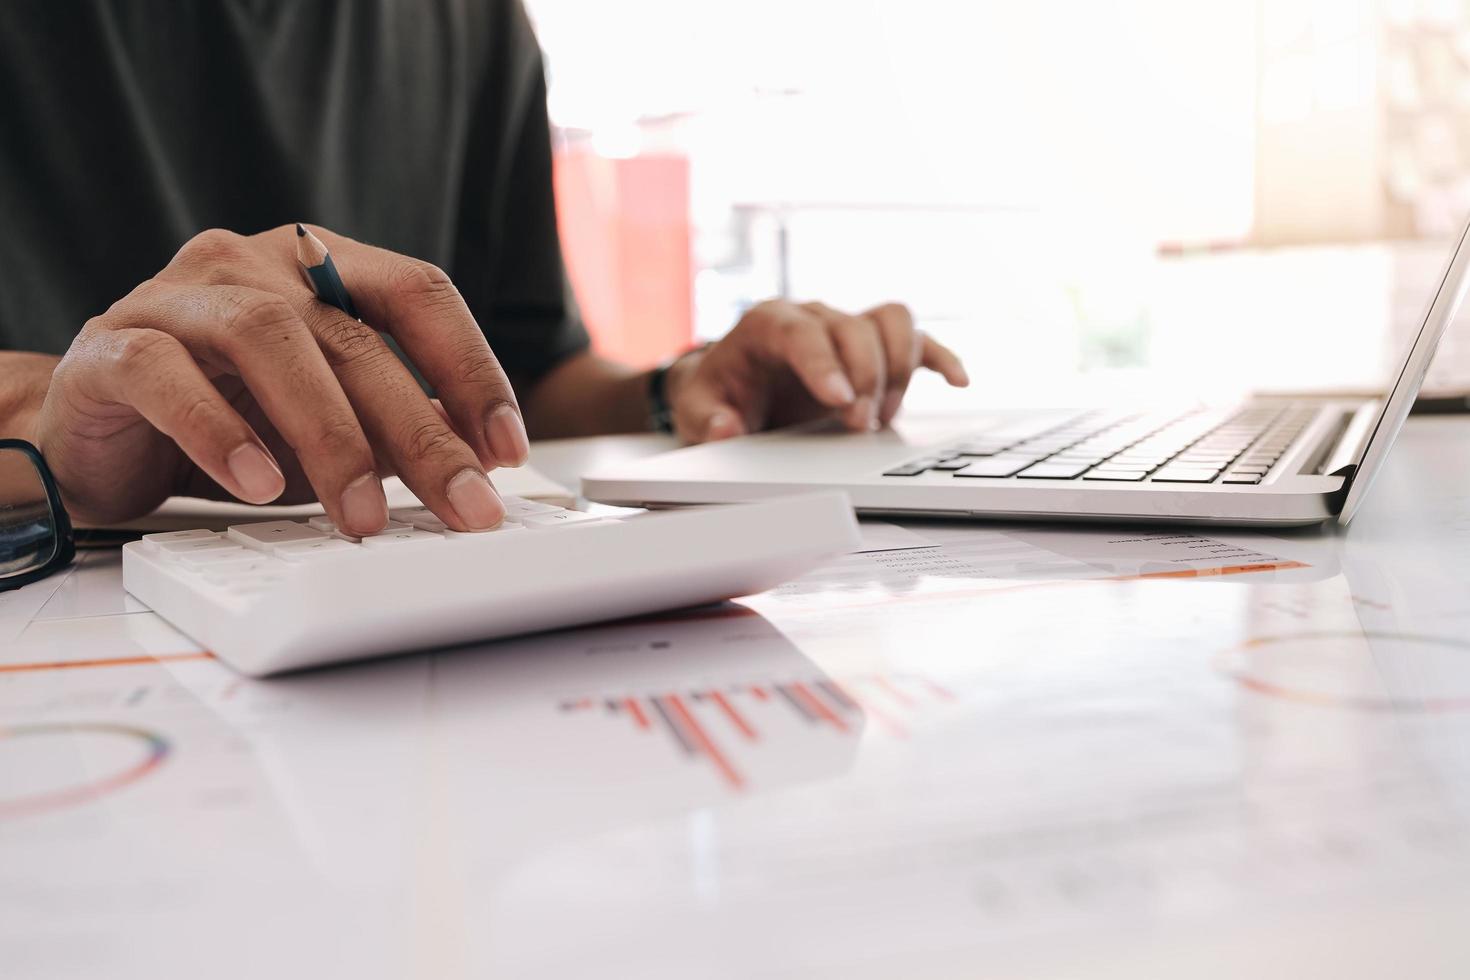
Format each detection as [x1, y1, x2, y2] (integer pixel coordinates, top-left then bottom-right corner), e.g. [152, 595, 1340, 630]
[882, 403, 1318, 485]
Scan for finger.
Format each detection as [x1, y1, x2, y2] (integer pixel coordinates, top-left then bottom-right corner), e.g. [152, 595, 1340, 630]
[866, 303, 920, 424]
[307, 228, 528, 469]
[755, 304, 858, 409]
[807, 303, 884, 432]
[87, 327, 286, 504]
[920, 332, 970, 387]
[109, 284, 389, 535]
[670, 375, 748, 444]
[300, 305, 506, 532]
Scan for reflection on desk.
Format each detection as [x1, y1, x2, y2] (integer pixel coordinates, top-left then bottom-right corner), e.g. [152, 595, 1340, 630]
[2, 417, 1470, 979]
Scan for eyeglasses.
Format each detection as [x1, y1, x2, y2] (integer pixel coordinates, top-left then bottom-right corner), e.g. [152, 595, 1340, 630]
[0, 439, 76, 593]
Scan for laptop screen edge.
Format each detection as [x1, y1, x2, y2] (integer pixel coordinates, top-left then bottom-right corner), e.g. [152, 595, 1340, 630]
[1338, 215, 1470, 525]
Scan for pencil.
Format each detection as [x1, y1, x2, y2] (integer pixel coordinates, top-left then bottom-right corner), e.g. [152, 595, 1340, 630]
[295, 223, 360, 320]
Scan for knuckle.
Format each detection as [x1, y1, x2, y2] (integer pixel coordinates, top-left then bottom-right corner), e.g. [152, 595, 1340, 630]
[221, 292, 300, 341]
[176, 228, 245, 268]
[455, 353, 513, 398]
[743, 299, 790, 329]
[389, 259, 457, 303]
[398, 418, 464, 464]
[178, 394, 222, 432]
[316, 317, 388, 369]
[876, 301, 912, 321]
[312, 415, 369, 460]
[114, 330, 175, 375]
[77, 314, 111, 345]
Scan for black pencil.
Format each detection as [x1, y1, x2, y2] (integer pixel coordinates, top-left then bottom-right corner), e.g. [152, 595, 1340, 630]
[295, 223, 360, 320]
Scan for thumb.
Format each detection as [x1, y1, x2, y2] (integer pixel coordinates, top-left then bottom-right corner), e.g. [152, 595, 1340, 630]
[673, 379, 748, 444]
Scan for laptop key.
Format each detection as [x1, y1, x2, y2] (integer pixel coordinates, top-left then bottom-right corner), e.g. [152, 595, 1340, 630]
[929, 458, 973, 471]
[1083, 470, 1149, 481]
[953, 456, 1037, 478]
[1017, 462, 1090, 479]
[883, 462, 933, 477]
[1150, 468, 1220, 483]
[1222, 472, 1263, 484]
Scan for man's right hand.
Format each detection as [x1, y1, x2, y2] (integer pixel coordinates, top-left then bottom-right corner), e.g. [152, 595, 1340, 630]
[30, 225, 530, 533]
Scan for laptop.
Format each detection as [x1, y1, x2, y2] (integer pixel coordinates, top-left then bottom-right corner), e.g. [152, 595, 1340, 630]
[583, 218, 1470, 528]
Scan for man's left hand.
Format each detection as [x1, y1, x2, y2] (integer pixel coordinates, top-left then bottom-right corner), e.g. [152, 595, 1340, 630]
[663, 299, 968, 443]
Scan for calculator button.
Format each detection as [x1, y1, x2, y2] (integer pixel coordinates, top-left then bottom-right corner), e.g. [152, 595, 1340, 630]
[276, 538, 361, 560]
[154, 537, 240, 559]
[520, 510, 605, 529]
[142, 529, 218, 548]
[228, 521, 330, 552]
[359, 528, 443, 547]
[503, 497, 563, 517]
[178, 547, 253, 567]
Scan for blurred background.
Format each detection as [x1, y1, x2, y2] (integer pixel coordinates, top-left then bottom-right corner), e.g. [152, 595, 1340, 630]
[523, 0, 1470, 411]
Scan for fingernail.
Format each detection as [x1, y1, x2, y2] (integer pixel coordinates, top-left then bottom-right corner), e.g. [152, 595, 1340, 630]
[227, 444, 285, 503]
[340, 473, 388, 534]
[706, 411, 741, 441]
[823, 371, 856, 405]
[952, 364, 971, 387]
[485, 405, 530, 467]
[447, 468, 504, 530]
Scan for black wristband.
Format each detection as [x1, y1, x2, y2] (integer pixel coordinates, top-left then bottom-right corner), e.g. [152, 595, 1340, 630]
[646, 344, 711, 434]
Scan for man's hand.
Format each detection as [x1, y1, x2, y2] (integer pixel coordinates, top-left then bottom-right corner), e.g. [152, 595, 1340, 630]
[662, 300, 968, 443]
[34, 225, 528, 533]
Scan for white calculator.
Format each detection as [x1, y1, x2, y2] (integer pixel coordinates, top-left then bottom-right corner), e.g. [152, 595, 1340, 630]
[123, 492, 859, 676]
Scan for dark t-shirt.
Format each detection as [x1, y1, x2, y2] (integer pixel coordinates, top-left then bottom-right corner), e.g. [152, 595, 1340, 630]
[0, 0, 588, 385]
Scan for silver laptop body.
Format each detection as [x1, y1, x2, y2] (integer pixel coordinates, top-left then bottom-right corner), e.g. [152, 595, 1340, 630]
[584, 219, 1470, 528]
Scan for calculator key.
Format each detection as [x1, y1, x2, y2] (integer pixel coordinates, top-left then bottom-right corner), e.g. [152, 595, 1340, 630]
[178, 547, 253, 567]
[228, 521, 329, 552]
[200, 555, 282, 574]
[444, 520, 526, 539]
[305, 516, 361, 542]
[206, 572, 289, 595]
[520, 510, 605, 529]
[154, 536, 236, 556]
[142, 529, 218, 547]
[359, 528, 443, 547]
[503, 497, 563, 517]
[276, 538, 361, 560]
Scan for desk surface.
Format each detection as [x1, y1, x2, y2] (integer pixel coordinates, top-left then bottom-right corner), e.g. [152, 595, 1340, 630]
[3, 417, 1469, 979]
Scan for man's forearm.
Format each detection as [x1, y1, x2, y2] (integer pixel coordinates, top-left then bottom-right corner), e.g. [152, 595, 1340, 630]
[0, 352, 59, 442]
[519, 351, 655, 439]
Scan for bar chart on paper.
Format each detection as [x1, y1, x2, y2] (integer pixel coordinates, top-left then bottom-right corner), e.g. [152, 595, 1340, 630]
[558, 673, 956, 790]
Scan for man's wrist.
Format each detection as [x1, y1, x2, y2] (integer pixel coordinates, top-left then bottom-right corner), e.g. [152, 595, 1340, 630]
[0, 352, 60, 442]
[646, 343, 709, 433]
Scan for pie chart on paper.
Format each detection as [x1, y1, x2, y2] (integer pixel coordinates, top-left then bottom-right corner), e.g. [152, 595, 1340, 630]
[1222, 631, 1470, 713]
[0, 723, 169, 819]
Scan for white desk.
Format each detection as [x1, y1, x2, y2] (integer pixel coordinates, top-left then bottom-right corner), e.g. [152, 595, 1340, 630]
[3, 417, 1469, 979]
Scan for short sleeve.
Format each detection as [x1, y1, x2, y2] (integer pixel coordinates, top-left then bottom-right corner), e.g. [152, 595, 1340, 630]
[451, 2, 589, 386]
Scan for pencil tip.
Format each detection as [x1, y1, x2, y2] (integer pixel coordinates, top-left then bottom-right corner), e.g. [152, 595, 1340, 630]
[295, 223, 306, 237]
